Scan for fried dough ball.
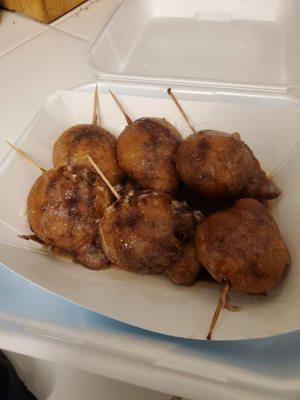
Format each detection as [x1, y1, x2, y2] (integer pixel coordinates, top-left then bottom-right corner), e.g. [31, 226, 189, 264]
[175, 182, 234, 217]
[116, 118, 182, 193]
[99, 191, 195, 274]
[27, 165, 112, 268]
[53, 124, 124, 185]
[165, 208, 203, 286]
[74, 236, 109, 270]
[195, 198, 290, 294]
[165, 244, 201, 286]
[176, 130, 281, 200]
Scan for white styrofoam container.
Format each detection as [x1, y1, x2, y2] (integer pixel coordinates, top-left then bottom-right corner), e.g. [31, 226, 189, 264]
[0, 86, 299, 342]
[0, 0, 300, 341]
[1, 1, 300, 399]
[85, 0, 300, 98]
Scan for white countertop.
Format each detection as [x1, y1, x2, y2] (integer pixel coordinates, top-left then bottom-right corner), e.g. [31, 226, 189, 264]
[0, 0, 119, 163]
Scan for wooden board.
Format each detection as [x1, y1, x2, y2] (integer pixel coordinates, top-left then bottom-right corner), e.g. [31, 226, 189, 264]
[0, 0, 87, 23]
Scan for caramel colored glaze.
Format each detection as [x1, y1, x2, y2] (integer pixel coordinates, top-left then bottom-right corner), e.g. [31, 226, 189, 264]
[225, 305, 241, 312]
[73, 235, 109, 270]
[260, 199, 274, 214]
[165, 243, 201, 286]
[18, 234, 44, 244]
[116, 118, 182, 194]
[119, 178, 142, 195]
[99, 190, 195, 274]
[176, 183, 275, 219]
[175, 182, 234, 217]
[50, 246, 73, 259]
[175, 130, 281, 200]
[243, 171, 281, 200]
[27, 166, 112, 264]
[195, 198, 290, 294]
[53, 124, 124, 186]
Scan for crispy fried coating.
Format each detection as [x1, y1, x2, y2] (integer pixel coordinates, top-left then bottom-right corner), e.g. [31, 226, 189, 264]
[53, 124, 124, 185]
[99, 191, 194, 274]
[195, 198, 290, 294]
[165, 243, 201, 286]
[74, 235, 109, 270]
[175, 130, 281, 200]
[27, 166, 112, 268]
[116, 118, 182, 194]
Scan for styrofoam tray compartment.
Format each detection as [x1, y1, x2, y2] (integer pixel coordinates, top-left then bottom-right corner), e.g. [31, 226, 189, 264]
[86, 0, 300, 95]
[0, 87, 299, 341]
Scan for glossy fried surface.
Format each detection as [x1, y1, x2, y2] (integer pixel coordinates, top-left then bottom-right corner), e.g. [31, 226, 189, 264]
[27, 166, 112, 259]
[175, 182, 234, 217]
[165, 244, 201, 286]
[99, 191, 195, 274]
[53, 124, 124, 185]
[195, 198, 290, 294]
[176, 130, 281, 200]
[116, 118, 182, 193]
[74, 236, 109, 270]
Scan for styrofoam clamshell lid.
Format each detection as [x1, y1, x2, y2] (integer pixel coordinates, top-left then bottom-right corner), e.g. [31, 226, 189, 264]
[85, 0, 300, 98]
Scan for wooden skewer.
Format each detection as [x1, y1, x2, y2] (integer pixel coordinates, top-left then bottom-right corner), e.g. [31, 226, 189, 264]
[109, 90, 132, 125]
[167, 88, 197, 134]
[92, 84, 99, 126]
[5, 140, 46, 173]
[207, 281, 230, 340]
[86, 154, 121, 201]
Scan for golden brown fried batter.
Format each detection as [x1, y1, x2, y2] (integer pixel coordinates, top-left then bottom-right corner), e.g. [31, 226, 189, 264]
[74, 235, 109, 270]
[175, 182, 235, 217]
[116, 118, 182, 194]
[195, 198, 290, 294]
[165, 244, 201, 286]
[27, 166, 112, 268]
[175, 130, 281, 200]
[53, 124, 124, 185]
[99, 191, 195, 275]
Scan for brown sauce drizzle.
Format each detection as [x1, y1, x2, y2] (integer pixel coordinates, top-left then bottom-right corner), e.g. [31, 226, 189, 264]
[18, 234, 44, 244]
